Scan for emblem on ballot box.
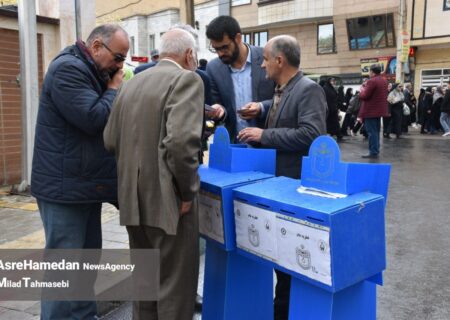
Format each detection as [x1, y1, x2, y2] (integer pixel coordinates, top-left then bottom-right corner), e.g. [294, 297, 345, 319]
[296, 245, 311, 270]
[311, 142, 334, 179]
[248, 224, 260, 247]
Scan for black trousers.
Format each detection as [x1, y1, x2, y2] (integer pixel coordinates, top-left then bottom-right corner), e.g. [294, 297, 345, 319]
[390, 104, 403, 137]
[274, 270, 291, 320]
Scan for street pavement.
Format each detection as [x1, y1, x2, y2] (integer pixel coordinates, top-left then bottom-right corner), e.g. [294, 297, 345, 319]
[0, 127, 449, 320]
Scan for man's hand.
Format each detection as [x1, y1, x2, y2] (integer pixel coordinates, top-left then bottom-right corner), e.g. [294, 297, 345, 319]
[238, 102, 262, 120]
[180, 201, 192, 216]
[108, 69, 124, 90]
[237, 127, 264, 143]
[206, 104, 225, 120]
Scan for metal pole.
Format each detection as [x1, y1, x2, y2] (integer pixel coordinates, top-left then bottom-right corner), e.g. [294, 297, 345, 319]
[396, 0, 406, 83]
[75, 0, 82, 40]
[18, 0, 39, 190]
[185, 0, 195, 27]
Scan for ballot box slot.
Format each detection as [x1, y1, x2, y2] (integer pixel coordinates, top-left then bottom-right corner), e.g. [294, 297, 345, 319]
[256, 202, 270, 209]
[306, 215, 324, 223]
[280, 208, 295, 215]
[234, 197, 248, 203]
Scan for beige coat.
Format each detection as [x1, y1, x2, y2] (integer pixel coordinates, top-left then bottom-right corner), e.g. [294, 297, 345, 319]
[104, 60, 204, 235]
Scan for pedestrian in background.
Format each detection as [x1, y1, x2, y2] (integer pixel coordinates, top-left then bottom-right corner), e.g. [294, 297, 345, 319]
[340, 87, 354, 136]
[440, 80, 450, 137]
[31, 24, 129, 320]
[387, 83, 405, 138]
[418, 88, 426, 126]
[432, 85, 444, 134]
[358, 64, 389, 158]
[421, 87, 434, 134]
[323, 77, 344, 141]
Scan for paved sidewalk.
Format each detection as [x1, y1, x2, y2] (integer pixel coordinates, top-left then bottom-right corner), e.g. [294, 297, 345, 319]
[0, 191, 126, 319]
[0, 189, 205, 320]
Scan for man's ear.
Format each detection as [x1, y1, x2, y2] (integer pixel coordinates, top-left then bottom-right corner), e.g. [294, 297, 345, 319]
[91, 39, 102, 55]
[235, 33, 242, 44]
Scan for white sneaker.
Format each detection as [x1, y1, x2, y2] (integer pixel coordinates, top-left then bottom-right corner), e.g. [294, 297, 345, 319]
[442, 132, 450, 137]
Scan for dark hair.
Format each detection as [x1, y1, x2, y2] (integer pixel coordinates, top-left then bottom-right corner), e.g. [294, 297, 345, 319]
[206, 16, 241, 41]
[86, 24, 127, 46]
[199, 59, 208, 67]
[345, 88, 353, 95]
[370, 64, 382, 75]
[270, 36, 300, 68]
[426, 86, 432, 93]
[319, 79, 326, 87]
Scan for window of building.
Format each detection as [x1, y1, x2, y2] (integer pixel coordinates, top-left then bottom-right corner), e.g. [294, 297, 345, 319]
[445, 0, 450, 10]
[347, 14, 395, 50]
[242, 33, 251, 44]
[421, 68, 450, 88]
[149, 34, 155, 52]
[317, 23, 336, 54]
[258, 0, 291, 5]
[241, 31, 268, 47]
[253, 31, 268, 47]
[130, 36, 135, 56]
[232, 0, 251, 6]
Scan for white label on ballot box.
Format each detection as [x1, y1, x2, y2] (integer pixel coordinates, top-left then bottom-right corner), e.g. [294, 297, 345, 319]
[199, 191, 224, 244]
[276, 215, 331, 286]
[234, 201, 278, 262]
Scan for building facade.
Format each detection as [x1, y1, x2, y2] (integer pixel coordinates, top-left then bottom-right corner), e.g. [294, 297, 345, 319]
[0, 5, 59, 186]
[231, 0, 401, 87]
[96, 0, 219, 64]
[407, 0, 450, 94]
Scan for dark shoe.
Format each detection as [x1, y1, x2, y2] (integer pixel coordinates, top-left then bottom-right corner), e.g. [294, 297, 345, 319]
[195, 294, 203, 312]
[383, 134, 391, 139]
[361, 154, 379, 159]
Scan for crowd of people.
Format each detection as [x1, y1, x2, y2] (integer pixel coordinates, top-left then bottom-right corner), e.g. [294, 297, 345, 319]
[28, 11, 450, 319]
[31, 16, 329, 320]
[317, 71, 450, 158]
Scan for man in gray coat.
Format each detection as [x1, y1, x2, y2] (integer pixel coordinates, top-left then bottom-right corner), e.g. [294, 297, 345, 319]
[238, 35, 327, 320]
[104, 28, 203, 320]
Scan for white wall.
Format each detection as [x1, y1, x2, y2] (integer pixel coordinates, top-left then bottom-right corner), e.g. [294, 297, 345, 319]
[195, 0, 218, 61]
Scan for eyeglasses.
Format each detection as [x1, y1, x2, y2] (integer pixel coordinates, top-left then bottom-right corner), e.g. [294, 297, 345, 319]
[101, 42, 126, 62]
[208, 41, 234, 54]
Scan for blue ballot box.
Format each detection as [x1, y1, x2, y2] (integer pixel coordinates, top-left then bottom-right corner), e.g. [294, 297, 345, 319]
[199, 127, 276, 320]
[232, 136, 391, 320]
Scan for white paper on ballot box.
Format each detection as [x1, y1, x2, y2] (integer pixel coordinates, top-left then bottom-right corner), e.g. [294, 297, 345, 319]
[234, 201, 278, 262]
[199, 191, 224, 244]
[276, 215, 332, 286]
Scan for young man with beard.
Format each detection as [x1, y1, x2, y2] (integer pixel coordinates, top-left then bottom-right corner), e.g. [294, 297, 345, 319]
[205, 16, 275, 142]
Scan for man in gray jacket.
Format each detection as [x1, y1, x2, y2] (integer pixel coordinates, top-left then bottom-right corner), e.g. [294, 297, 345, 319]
[238, 35, 327, 320]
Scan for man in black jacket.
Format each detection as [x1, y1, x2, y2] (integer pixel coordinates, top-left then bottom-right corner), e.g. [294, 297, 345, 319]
[323, 78, 344, 141]
[31, 24, 128, 320]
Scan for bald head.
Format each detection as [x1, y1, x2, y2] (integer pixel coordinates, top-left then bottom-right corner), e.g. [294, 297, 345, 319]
[267, 35, 300, 68]
[160, 29, 196, 59]
[159, 28, 197, 71]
